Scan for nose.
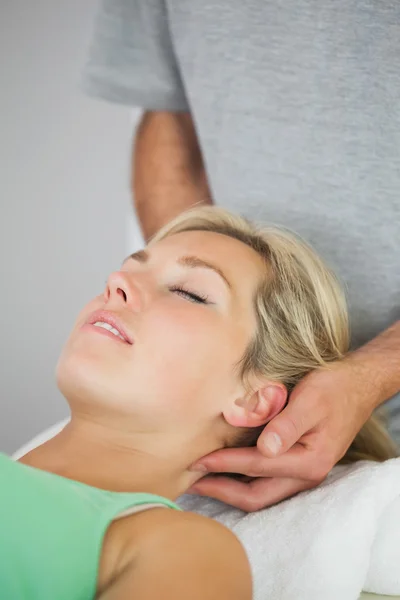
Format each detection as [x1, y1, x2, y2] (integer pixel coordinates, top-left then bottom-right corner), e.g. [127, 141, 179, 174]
[104, 271, 143, 312]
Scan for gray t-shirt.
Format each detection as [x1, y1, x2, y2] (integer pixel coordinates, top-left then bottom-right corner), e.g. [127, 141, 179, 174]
[80, 5, 399, 595]
[82, 3, 399, 409]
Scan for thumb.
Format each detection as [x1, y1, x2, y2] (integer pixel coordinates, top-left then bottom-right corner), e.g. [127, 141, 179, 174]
[257, 401, 310, 457]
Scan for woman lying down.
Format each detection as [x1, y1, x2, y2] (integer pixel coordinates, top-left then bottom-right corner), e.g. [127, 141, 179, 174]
[2, 206, 397, 600]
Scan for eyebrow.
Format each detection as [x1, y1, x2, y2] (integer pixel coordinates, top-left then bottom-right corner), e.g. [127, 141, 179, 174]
[126, 249, 233, 291]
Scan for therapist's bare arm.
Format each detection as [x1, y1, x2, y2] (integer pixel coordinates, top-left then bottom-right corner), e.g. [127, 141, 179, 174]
[133, 111, 213, 242]
[99, 511, 252, 600]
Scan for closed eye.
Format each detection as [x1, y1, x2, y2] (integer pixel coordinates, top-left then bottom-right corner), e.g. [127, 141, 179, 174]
[170, 286, 209, 304]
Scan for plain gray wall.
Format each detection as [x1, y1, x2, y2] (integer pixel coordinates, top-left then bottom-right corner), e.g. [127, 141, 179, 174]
[0, 1, 142, 453]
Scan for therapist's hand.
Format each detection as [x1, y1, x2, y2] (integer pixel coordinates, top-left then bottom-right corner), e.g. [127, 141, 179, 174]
[189, 357, 381, 512]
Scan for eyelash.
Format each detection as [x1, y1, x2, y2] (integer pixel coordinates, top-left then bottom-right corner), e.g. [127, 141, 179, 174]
[170, 286, 209, 304]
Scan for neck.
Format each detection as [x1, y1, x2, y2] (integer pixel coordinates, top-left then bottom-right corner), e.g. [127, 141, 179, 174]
[18, 415, 204, 500]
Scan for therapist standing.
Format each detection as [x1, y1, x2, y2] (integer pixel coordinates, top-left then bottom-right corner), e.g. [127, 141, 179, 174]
[82, 0, 400, 511]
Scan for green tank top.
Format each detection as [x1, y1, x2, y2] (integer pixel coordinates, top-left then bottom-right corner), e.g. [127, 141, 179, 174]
[0, 453, 181, 599]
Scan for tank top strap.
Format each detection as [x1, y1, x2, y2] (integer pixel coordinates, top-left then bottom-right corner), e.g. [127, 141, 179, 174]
[102, 491, 182, 523]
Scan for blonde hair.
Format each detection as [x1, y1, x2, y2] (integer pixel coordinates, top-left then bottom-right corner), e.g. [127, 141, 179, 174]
[150, 205, 398, 463]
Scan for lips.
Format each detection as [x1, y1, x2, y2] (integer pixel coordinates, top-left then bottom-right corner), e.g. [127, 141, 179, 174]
[86, 310, 134, 344]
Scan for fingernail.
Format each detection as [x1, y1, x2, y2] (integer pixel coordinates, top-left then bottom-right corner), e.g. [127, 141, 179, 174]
[189, 463, 208, 473]
[262, 432, 282, 455]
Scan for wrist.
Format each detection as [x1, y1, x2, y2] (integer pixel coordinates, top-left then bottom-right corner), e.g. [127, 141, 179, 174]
[345, 346, 395, 411]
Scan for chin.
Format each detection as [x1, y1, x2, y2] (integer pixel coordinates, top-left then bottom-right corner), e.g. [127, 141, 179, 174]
[56, 342, 122, 410]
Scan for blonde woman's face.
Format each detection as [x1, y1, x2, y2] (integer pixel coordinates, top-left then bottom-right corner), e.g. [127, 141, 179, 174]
[57, 231, 266, 431]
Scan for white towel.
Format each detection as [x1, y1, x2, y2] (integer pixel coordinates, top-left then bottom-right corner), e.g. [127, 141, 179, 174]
[179, 457, 400, 600]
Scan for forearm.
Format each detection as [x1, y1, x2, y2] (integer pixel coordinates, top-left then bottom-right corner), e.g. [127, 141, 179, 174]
[348, 320, 400, 408]
[132, 111, 212, 242]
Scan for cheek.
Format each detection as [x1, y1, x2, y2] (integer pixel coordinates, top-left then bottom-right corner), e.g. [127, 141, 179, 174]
[137, 306, 238, 405]
[145, 305, 219, 357]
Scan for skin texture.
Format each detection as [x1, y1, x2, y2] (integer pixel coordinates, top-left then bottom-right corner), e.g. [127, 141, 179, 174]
[98, 510, 252, 600]
[133, 111, 400, 512]
[21, 229, 287, 597]
[54, 229, 286, 499]
[133, 111, 212, 242]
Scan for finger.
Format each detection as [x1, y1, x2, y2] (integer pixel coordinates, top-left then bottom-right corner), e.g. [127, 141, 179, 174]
[258, 399, 318, 457]
[190, 475, 314, 512]
[192, 444, 323, 480]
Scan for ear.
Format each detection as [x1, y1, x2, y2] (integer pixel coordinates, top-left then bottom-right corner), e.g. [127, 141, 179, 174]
[223, 383, 287, 428]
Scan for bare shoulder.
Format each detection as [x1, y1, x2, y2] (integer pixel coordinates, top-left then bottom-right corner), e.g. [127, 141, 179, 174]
[139, 508, 250, 561]
[132, 508, 251, 576]
[100, 508, 252, 600]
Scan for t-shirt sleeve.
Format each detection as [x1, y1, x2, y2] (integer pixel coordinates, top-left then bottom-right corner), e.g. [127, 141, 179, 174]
[81, 0, 189, 111]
